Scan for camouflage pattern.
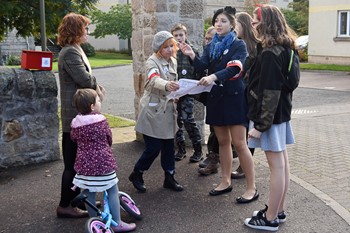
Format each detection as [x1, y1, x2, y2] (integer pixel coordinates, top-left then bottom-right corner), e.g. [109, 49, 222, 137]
[175, 95, 202, 145]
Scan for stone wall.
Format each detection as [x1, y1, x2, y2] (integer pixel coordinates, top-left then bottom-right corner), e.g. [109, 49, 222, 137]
[0, 29, 35, 61]
[0, 67, 59, 169]
[132, 0, 206, 144]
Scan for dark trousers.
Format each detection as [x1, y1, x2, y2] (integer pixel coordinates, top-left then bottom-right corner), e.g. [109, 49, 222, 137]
[59, 132, 80, 207]
[134, 135, 175, 172]
[175, 96, 202, 145]
[207, 125, 219, 154]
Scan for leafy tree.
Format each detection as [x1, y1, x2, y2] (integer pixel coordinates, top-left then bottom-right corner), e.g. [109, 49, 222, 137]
[89, 4, 132, 54]
[243, 0, 309, 36]
[90, 4, 132, 40]
[0, 0, 98, 41]
[282, 0, 309, 36]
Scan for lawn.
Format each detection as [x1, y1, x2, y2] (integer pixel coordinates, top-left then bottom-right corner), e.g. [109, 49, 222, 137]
[51, 51, 133, 71]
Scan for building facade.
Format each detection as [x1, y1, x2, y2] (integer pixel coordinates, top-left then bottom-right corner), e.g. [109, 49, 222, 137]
[309, 0, 350, 65]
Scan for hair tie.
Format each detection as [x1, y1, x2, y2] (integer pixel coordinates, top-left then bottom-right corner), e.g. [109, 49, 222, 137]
[256, 4, 263, 21]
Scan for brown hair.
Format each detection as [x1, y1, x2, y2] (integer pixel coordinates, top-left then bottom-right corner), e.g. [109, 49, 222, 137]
[171, 23, 187, 35]
[73, 89, 97, 115]
[57, 13, 90, 46]
[236, 12, 260, 58]
[156, 38, 178, 58]
[253, 5, 297, 49]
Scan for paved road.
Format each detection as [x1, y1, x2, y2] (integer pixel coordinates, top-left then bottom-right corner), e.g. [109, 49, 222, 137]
[1, 66, 349, 232]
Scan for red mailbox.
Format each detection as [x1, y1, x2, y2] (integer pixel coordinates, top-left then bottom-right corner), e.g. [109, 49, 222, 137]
[21, 50, 53, 71]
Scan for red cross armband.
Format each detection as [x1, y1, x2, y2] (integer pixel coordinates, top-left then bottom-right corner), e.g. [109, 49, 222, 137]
[226, 60, 243, 80]
[147, 68, 160, 81]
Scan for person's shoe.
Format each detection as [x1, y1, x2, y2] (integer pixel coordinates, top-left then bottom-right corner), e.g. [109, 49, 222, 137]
[112, 221, 136, 232]
[129, 170, 146, 192]
[163, 171, 183, 191]
[231, 170, 245, 179]
[209, 185, 233, 196]
[77, 200, 102, 210]
[198, 156, 210, 168]
[198, 152, 219, 176]
[189, 144, 204, 163]
[244, 212, 279, 231]
[253, 205, 286, 223]
[56, 205, 89, 218]
[175, 141, 186, 161]
[236, 190, 259, 204]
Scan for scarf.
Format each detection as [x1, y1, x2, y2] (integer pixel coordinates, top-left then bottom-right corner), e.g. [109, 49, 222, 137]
[209, 31, 236, 61]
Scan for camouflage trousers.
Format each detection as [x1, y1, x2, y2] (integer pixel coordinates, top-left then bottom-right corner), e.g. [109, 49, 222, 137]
[175, 96, 202, 145]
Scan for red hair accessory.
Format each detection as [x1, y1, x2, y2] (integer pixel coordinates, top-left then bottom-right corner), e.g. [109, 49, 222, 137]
[256, 4, 263, 21]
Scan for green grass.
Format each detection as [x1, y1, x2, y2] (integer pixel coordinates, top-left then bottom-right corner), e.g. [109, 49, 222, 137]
[300, 63, 350, 72]
[51, 51, 132, 71]
[103, 113, 135, 128]
[58, 108, 135, 130]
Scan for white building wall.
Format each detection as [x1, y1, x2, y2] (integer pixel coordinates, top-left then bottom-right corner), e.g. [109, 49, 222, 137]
[309, 0, 350, 64]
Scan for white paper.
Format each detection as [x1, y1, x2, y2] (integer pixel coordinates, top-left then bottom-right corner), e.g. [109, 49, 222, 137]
[167, 78, 214, 100]
[41, 57, 51, 68]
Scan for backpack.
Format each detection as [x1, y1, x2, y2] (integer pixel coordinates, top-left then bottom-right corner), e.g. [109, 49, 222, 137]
[283, 49, 300, 92]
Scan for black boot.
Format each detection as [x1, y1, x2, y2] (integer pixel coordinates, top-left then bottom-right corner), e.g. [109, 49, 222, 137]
[175, 141, 186, 161]
[190, 143, 204, 163]
[129, 170, 146, 192]
[163, 171, 183, 191]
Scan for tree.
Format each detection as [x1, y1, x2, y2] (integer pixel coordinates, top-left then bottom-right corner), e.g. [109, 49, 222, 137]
[282, 0, 309, 36]
[89, 4, 132, 54]
[0, 0, 98, 41]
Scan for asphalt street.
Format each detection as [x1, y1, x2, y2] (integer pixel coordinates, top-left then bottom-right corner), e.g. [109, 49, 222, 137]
[1, 65, 349, 233]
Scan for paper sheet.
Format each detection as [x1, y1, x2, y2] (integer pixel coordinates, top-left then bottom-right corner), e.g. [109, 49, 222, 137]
[167, 78, 214, 100]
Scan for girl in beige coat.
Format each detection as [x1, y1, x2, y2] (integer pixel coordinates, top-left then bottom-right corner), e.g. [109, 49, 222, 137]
[129, 31, 183, 192]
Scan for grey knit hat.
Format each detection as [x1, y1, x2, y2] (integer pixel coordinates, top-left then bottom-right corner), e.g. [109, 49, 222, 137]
[152, 31, 173, 52]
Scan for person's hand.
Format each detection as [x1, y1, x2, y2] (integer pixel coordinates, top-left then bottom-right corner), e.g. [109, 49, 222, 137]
[248, 128, 262, 139]
[179, 42, 195, 60]
[166, 81, 180, 92]
[198, 75, 217, 86]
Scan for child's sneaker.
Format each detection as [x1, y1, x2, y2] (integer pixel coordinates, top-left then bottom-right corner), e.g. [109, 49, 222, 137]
[253, 205, 287, 223]
[244, 212, 279, 232]
[112, 221, 136, 232]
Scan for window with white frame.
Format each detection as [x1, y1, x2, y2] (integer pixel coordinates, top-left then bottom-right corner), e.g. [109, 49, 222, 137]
[338, 10, 350, 37]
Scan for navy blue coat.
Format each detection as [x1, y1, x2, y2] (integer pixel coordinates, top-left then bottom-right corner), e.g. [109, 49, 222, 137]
[192, 38, 248, 126]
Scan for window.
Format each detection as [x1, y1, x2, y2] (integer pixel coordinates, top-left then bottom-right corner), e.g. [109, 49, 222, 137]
[338, 11, 350, 37]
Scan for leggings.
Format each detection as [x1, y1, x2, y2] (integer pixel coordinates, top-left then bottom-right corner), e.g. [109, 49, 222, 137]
[83, 184, 121, 223]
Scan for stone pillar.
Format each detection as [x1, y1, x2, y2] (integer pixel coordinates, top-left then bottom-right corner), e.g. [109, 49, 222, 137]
[0, 67, 59, 169]
[132, 0, 206, 144]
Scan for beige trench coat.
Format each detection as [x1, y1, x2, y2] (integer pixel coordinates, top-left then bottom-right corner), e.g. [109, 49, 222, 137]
[135, 54, 178, 139]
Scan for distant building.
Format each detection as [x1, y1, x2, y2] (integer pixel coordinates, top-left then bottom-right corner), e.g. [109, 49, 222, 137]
[309, 0, 350, 65]
[0, 30, 35, 63]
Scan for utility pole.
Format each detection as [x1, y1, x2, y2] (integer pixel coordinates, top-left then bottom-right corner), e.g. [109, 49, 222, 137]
[40, 0, 47, 51]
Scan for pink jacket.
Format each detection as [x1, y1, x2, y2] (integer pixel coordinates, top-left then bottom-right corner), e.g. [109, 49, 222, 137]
[71, 113, 117, 176]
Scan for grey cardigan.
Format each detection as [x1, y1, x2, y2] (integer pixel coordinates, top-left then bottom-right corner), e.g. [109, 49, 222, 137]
[58, 45, 97, 132]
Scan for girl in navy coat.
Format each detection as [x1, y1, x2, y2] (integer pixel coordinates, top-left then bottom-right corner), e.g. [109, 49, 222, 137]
[180, 7, 257, 202]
